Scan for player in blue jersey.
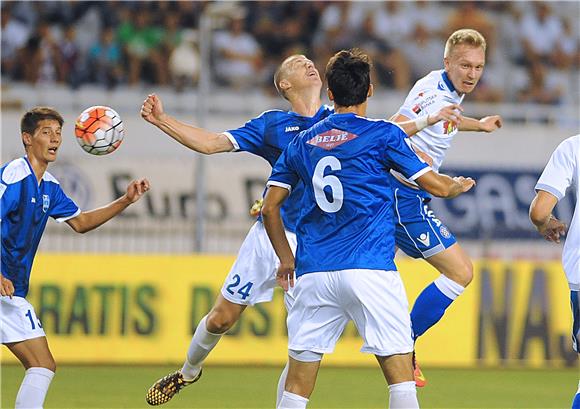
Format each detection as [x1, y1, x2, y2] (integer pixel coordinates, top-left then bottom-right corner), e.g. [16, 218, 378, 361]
[140, 55, 462, 406]
[0, 107, 150, 409]
[388, 29, 503, 385]
[262, 49, 475, 409]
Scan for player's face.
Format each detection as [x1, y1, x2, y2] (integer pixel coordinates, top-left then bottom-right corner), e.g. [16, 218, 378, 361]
[283, 55, 322, 91]
[444, 44, 485, 94]
[27, 119, 62, 163]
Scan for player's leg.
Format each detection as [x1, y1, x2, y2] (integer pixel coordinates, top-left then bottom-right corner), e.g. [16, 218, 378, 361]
[343, 269, 417, 408]
[571, 290, 579, 409]
[277, 355, 321, 408]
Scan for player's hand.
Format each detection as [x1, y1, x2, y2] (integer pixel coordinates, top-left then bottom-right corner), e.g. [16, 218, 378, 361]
[249, 198, 263, 218]
[428, 104, 463, 126]
[125, 179, 151, 203]
[453, 176, 476, 193]
[538, 215, 567, 243]
[478, 115, 503, 132]
[276, 261, 295, 291]
[141, 94, 167, 126]
[0, 274, 14, 298]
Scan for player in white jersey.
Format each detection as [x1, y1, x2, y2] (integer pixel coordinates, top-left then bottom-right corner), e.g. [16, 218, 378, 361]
[0, 107, 150, 409]
[262, 49, 475, 409]
[389, 29, 503, 385]
[529, 134, 579, 408]
[140, 55, 461, 405]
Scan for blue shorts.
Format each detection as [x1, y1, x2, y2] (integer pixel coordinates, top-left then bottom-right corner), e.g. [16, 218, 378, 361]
[390, 174, 457, 259]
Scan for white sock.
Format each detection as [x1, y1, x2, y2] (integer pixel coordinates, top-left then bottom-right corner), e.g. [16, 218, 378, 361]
[180, 315, 222, 380]
[276, 363, 289, 407]
[277, 391, 308, 409]
[389, 381, 418, 409]
[15, 367, 55, 409]
[434, 274, 465, 300]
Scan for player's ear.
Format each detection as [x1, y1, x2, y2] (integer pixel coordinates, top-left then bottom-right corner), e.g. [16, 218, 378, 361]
[367, 84, 374, 98]
[279, 78, 291, 93]
[21, 132, 33, 148]
[327, 88, 334, 101]
[443, 57, 450, 71]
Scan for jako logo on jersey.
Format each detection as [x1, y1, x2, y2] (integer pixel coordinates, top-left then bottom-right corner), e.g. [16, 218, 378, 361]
[285, 126, 300, 132]
[42, 194, 50, 212]
[442, 120, 458, 135]
[417, 232, 430, 247]
[307, 129, 358, 151]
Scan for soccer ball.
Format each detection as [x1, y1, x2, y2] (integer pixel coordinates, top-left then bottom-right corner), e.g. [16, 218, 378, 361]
[74, 106, 124, 155]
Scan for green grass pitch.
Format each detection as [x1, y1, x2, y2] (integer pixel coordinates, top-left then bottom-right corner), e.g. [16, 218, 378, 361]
[1, 365, 577, 408]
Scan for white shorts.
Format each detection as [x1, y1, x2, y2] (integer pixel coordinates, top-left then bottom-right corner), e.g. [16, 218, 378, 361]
[221, 221, 297, 306]
[1, 296, 46, 344]
[287, 269, 413, 357]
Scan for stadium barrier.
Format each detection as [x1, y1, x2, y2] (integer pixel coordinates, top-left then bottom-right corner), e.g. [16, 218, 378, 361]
[0, 254, 575, 368]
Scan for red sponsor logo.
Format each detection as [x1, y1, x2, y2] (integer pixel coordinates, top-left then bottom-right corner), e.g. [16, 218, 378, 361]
[307, 129, 358, 150]
[412, 104, 422, 114]
[442, 120, 457, 134]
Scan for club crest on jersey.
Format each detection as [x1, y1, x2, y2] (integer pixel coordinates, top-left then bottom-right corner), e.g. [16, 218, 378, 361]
[42, 194, 50, 212]
[442, 120, 457, 135]
[307, 129, 358, 150]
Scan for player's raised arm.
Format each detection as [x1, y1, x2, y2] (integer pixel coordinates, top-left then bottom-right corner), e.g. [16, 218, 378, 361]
[393, 104, 464, 137]
[415, 171, 476, 199]
[457, 115, 503, 132]
[66, 178, 150, 234]
[261, 185, 295, 291]
[140, 93, 234, 154]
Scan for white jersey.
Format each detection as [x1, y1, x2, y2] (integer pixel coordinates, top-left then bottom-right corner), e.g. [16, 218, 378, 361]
[393, 69, 464, 185]
[535, 134, 580, 290]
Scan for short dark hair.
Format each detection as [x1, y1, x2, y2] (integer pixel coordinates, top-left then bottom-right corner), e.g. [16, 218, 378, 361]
[325, 49, 371, 107]
[20, 106, 64, 135]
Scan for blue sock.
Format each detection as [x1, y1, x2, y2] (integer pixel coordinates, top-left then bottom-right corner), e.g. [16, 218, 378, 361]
[572, 392, 580, 409]
[411, 276, 464, 340]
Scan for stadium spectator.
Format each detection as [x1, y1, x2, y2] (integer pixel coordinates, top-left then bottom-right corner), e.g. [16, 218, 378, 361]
[517, 60, 563, 105]
[169, 29, 200, 92]
[519, 2, 564, 67]
[0, 107, 150, 409]
[1, 5, 30, 78]
[59, 25, 83, 89]
[213, 14, 263, 89]
[404, 23, 444, 83]
[446, 1, 495, 51]
[88, 26, 124, 89]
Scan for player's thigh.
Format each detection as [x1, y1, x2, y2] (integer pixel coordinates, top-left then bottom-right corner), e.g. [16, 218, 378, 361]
[376, 352, 414, 385]
[6, 337, 56, 371]
[425, 242, 473, 286]
[221, 222, 296, 306]
[287, 273, 349, 354]
[342, 270, 413, 357]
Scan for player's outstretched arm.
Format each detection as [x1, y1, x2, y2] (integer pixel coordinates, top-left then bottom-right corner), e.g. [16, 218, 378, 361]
[458, 115, 503, 132]
[140, 94, 234, 154]
[391, 104, 464, 137]
[262, 186, 295, 291]
[529, 190, 567, 243]
[0, 274, 14, 298]
[416, 171, 475, 199]
[66, 179, 150, 234]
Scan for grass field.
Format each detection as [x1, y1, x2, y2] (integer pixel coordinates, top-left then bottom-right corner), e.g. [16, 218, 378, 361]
[1, 365, 577, 408]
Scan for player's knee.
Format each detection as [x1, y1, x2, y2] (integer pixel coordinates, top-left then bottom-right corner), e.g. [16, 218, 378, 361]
[206, 310, 237, 334]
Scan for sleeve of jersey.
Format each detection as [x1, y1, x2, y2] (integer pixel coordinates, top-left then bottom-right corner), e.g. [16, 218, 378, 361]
[50, 185, 81, 223]
[0, 183, 11, 221]
[222, 113, 266, 155]
[266, 145, 299, 193]
[535, 139, 576, 200]
[384, 125, 431, 180]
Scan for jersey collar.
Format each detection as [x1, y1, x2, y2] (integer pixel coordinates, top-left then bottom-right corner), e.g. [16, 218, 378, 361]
[441, 71, 456, 93]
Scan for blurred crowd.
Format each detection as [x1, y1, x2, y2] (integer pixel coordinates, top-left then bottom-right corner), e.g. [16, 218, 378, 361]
[1, 1, 579, 104]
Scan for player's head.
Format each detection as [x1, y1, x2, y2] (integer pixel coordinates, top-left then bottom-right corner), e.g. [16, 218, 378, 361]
[20, 106, 64, 162]
[325, 49, 373, 107]
[443, 29, 486, 94]
[274, 54, 321, 100]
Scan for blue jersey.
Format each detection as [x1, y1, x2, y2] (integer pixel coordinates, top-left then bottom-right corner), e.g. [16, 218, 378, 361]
[268, 113, 431, 277]
[224, 105, 334, 233]
[1, 157, 80, 297]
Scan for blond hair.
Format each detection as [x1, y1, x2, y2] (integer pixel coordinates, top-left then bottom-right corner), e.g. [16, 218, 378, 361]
[444, 29, 487, 58]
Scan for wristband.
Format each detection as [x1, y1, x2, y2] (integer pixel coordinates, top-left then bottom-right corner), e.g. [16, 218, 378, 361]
[415, 115, 430, 131]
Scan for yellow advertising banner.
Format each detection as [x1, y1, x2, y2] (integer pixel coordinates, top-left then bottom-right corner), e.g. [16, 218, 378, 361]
[1, 254, 576, 368]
